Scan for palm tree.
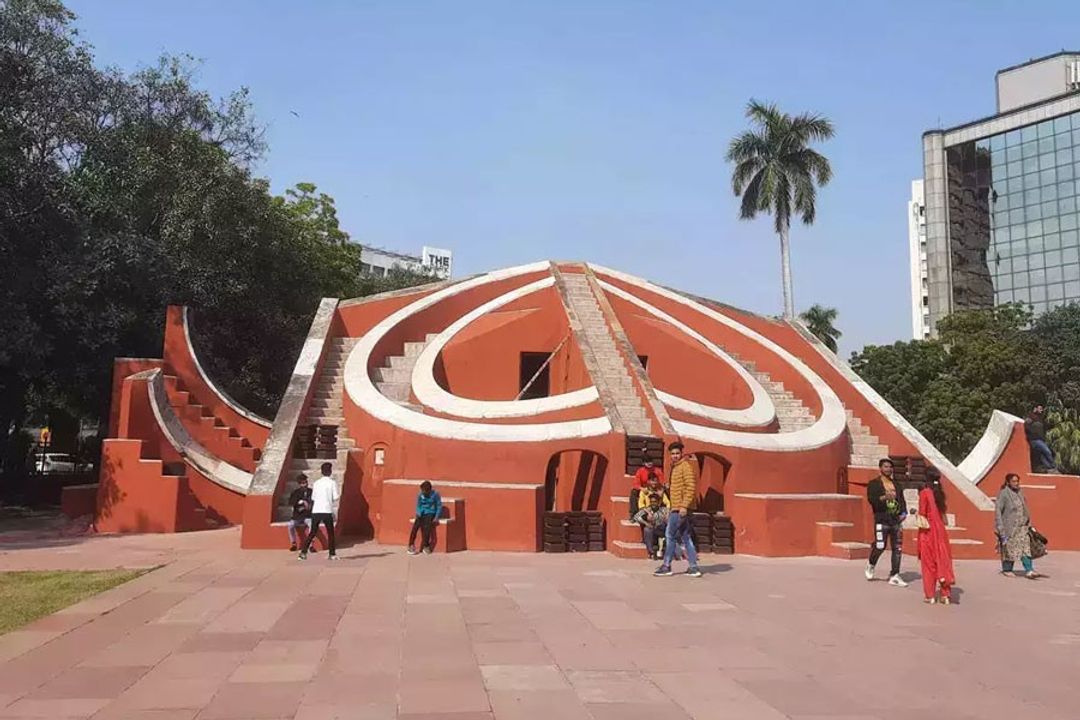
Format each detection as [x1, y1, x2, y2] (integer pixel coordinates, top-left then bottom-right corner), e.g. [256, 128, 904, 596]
[800, 304, 842, 353]
[727, 100, 834, 319]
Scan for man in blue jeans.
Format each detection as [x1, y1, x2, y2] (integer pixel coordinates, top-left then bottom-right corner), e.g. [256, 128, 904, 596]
[1024, 405, 1057, 472]
[653, 441, 702, 578]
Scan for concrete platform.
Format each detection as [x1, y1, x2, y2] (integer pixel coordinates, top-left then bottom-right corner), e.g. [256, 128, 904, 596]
[0, 527, 1078, 719]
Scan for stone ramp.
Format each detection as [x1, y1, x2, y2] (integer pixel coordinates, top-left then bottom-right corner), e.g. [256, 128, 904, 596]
[558, 271, 652, 435]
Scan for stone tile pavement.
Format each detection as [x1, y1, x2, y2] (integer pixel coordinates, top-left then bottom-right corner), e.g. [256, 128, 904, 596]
[0, 527, 1079, 719]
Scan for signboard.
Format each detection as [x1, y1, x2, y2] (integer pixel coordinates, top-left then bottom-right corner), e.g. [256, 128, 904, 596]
[421, 246, 453, 278]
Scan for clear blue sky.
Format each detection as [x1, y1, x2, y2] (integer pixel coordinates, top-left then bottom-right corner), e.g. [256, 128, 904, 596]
[67, 0, 1080, 355]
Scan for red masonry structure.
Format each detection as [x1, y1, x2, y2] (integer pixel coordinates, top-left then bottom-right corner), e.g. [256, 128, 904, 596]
[84, 261, 1080, 559]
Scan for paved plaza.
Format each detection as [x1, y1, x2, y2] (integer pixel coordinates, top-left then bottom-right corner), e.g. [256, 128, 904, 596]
[0, 528, 1078, 719]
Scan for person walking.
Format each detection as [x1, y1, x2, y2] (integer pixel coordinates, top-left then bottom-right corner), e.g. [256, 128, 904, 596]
[917, 470, 955, 604]
[299, 462, 339, 560]
[865, 458, 909, 586]
[653, 442, 702, 578]
[996, 473, 1040, 579]
[408, 481, 442, 555]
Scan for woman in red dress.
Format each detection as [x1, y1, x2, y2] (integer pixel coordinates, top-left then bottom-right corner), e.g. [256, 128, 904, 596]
[917, 470, 956, 605]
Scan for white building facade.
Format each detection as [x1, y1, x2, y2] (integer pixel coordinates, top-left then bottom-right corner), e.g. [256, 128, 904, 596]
[908, 180, 930, 339]
[359, 245, 453, 280]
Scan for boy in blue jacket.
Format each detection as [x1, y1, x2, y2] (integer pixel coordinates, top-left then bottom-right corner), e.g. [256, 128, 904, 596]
[408, 481, 442, 555]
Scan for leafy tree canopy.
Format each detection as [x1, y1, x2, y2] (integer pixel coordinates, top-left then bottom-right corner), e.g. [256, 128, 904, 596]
[0, 0, 430, 491]
[850, 303, 1080, 464]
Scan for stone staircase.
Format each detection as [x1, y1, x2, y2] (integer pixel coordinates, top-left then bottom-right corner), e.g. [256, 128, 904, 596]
[162, 375, 261, 472]
[732, 355, 814, 431]
[847, 409, 889, 467]
[561, 274, 651, 435]
[277, 337, 360, 520]
[373, 333, 438, 409]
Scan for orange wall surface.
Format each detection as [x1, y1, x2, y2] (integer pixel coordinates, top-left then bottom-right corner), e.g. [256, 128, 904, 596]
[609, 297, 755, 412]
[96, 439, 182, 533]
[729, 493, 864, 556]
[440, 288, 587, 400]
[378, 481, 544, 551]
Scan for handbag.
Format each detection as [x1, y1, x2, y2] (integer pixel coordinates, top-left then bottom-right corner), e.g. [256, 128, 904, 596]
[1029, 527, 1049, 559]
[913, 514, 930, 530]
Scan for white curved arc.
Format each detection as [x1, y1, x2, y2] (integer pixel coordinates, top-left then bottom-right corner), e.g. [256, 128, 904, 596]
[182, 307, 272, 428]
[344, 262, 612, 442]
[597, 281, 774, 428]
[412, 277, 600, 418]
[957, 409, 1023, 485]
[593, 267, 846, 452]
[143, 369, 253, 494]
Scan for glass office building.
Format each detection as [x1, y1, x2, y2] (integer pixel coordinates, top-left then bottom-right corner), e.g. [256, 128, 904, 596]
[921, 52, 1080, 336]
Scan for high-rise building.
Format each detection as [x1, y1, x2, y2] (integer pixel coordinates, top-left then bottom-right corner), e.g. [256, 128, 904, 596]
[908, 180, 930, 339]
[922, 51, 1080, 336]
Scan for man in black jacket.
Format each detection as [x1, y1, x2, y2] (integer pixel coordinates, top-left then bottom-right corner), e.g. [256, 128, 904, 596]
[864, 458, 908, 587]
[287, 474, 313, 552]
[1025, 405, 1057, 473]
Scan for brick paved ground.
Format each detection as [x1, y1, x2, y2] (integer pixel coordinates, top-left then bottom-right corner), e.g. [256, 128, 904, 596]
[0, 527, 1078, 719]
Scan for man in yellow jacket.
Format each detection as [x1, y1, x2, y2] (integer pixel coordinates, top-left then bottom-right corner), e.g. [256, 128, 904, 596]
[654, 441, 702, 578]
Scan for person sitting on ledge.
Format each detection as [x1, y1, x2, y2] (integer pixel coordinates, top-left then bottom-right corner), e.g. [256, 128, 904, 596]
[628, 459, 664, 519]
[408, 480, 442, 555]
[633, 488, 670, 560]
[286, 474, 312, 552]
[1024, 404, 1057, 473]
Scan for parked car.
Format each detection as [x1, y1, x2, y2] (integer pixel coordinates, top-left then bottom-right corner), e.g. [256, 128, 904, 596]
[33, 453, 79, 474]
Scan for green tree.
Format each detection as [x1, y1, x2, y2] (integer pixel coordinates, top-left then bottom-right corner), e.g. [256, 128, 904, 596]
[0, 0, 433, 495]
[850, 304, 1045, 462]
[1046, 407, 1080, 475]
[799, 304, 842, 352]
[726, 100, 834, 319]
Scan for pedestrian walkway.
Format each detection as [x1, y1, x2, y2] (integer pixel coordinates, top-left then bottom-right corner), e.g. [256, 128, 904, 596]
[0, 528, 1078, 719]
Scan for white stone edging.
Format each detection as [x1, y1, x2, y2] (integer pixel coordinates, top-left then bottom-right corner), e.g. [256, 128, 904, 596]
[957, 409, 1023, 486]
[786, 319, 995, 511]
[143, 369, 253, 494]
[592, 267, 846, 452]
[181, 307, 272, 428]
[411, 277, 599, 418]
[344, 262, 612, 442]
[597, 280, 775, 428]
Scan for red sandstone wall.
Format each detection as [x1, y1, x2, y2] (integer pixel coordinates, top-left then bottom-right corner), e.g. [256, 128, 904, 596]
[96, 439, 182, 533]
[378, 480, 544, 551]
[107, 359, 162, 437]
[440, 288, 588, 400]
[608, 296, 755, 412]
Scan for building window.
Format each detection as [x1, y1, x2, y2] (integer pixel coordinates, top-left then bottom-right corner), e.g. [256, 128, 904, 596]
[519, 353, 551, 400]
[946, 108, 1080, 319]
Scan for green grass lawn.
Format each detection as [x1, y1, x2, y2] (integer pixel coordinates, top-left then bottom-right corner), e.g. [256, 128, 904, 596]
[0, 569, 149, 635]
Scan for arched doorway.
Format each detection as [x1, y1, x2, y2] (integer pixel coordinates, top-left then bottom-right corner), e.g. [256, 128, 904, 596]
[544, 450, 608, 512]
[694, 452, 731, 514]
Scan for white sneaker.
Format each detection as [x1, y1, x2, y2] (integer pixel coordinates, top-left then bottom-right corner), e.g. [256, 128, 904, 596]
[888, 575, 908, 587]
[864, 564, 875, 581]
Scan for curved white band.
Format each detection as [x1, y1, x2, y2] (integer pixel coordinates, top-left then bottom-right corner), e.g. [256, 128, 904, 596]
[593, 267, 847, 451]
[411, 277, 599, 418]
[344, 262, 612, 441]
[598, 281, 774, 428]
